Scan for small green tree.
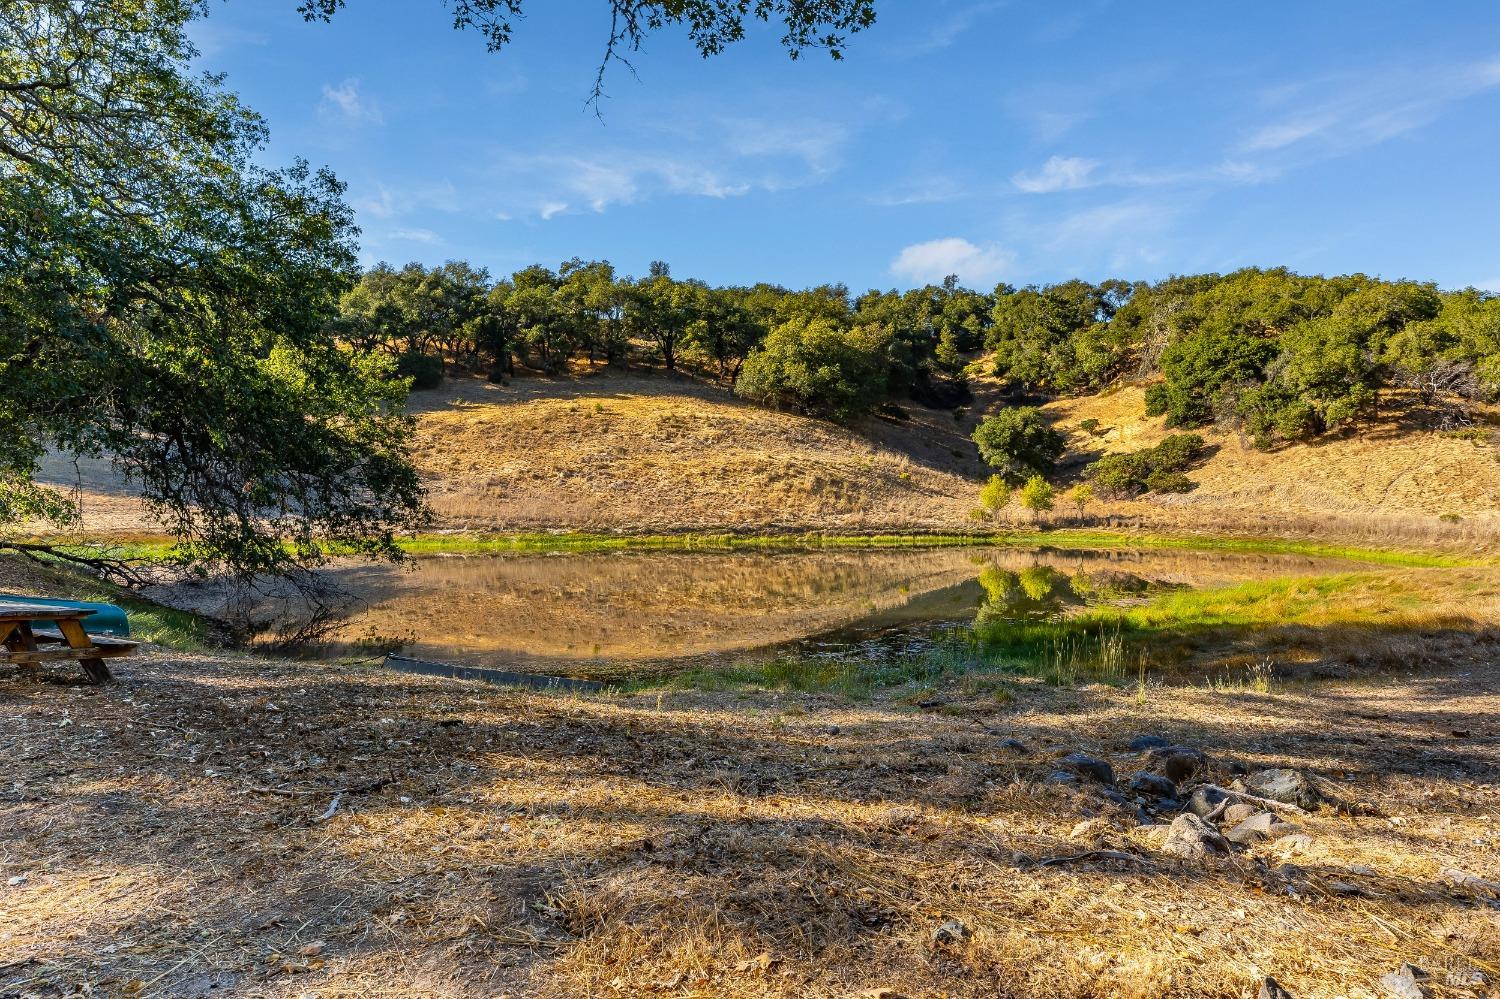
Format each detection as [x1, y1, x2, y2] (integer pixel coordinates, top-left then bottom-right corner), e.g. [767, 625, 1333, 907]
[1019, 475, 1055, 519]
[1068, 483, 1094, 521]
[971, 407, 1065, 482]
[978, 475, 1012, 517]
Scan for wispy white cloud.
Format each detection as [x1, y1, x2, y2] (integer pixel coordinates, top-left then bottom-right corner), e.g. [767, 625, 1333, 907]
[1239, 53, 1500, 157]
[1043, 200, 1171, 250]
[720, 117, 849, 176]
[900, 2, 1006, 57]
[1012, 155, 1099, 193]
[1002, 64, 1171, 142]
[353, 181, 459, 220]
[890, 237, 1014, 286]
[500, 153, 750, 220]
[320, 78, 383, 126]
[384, 227, 442, 245]
[485, 113, 853, 220]
[1241, 119, 1332, 153]
[869, 175, 971, 207]
[188, 21, 268, 58]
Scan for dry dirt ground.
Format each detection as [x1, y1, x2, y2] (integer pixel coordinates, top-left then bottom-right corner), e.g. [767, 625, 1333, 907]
[2, 644, 1497, 999]
[33, 372, 1500, 548]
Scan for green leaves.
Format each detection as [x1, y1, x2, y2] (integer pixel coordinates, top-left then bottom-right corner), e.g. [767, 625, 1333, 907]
[2, 0, 425, 577]
[970, 407, 1064, 483]
[735, 317, 891, 420]
[1084, 434, 1206, 498]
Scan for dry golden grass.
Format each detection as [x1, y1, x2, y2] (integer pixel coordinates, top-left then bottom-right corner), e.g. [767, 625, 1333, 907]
[28, 371, 1500, 552]
[1044, 384, 1500, 549]
[2, 637, 1497, 998]
[410, 374, 982, 534]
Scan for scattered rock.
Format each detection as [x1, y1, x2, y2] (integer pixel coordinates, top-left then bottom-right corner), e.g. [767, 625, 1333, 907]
[1225, 811, 1301, 845]
[1127, 772, 1178, 799]
[1069, 818, 1111, 841]
[1274, 834, 1314, 855]
[1098, 788, 1131, 807]
[1275, 862, 1307, 884]
[1222, 802, 1259, 825]
[1240, 769, 1324, 810]
[1128, 735, 1170, 752]
[1379, 963, 1430, 999]
[1441, 867, 1499, 894]
[1058, 752, 1115, 785]
[1044, 770, 1080, 785]
[997, 738, 1031, 754]
[1446, 965, 1489, 989]
[929, 919, 970, 947]
[1259, 977, 1295, 999]
[1160, 813, 1229, 859]
[1186, 785, 1230, 818]
[1143, 745, 1208, 783]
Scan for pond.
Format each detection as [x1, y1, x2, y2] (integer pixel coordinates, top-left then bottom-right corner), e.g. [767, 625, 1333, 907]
[166, 545, 1373, 682]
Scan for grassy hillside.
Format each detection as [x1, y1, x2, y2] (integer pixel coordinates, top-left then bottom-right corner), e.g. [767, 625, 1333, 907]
[1039, 383, 1499, 547]
[411, 374, 984, 532]
[33, 370, 1499, 549]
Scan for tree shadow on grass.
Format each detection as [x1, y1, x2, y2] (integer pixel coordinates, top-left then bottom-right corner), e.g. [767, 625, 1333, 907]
[1, 639, 1497, 996]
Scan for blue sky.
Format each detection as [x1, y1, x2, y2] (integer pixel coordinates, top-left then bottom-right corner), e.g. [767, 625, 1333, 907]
[190, 1, 1500, 292]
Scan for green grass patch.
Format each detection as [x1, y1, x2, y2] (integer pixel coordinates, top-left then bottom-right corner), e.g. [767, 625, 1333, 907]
[28, 527, 1485, 568]
[972, 570, 1483, 681]
[665, 569, 1494, 697]
[647, 638, 1060, 697]
[390, 528, 1483, 567]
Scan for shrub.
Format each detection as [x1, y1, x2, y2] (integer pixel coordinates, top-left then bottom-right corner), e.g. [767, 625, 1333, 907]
[735, 318, 892, 421]
[1087, 453, 1149, 496]
[396, 352, 444, 389]
[1019, 474, 1055, 514]
[1078, 417, 1105, 436]
[1085, 433, 1205, 497]
[978, 475, 1012, 514]
[1143, 471, 1194, 493]
[1151, 433, 1207, 469]
[1068, 482, 1094, 518]
[971, 407, 1065, 482]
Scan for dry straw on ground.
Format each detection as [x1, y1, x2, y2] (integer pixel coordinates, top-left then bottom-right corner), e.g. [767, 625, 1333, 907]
[2, 640, 1497, 998]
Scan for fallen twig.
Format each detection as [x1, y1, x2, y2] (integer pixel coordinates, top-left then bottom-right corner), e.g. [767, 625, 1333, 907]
[1199, 784, 1311, 817]
[1029, 849, 1147, 868]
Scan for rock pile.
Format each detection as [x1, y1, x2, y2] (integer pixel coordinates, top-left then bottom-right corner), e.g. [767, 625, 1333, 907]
[1028, 734, 1323, 863]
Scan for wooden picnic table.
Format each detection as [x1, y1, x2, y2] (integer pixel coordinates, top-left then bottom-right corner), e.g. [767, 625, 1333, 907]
[0, 601, 138, 685]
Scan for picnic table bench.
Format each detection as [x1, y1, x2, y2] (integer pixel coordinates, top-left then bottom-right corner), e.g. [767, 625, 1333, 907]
[0, 601, 138, 684]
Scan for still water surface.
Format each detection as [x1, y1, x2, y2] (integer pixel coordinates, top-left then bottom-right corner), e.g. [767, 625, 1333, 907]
[281, 546, 1361, 680]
